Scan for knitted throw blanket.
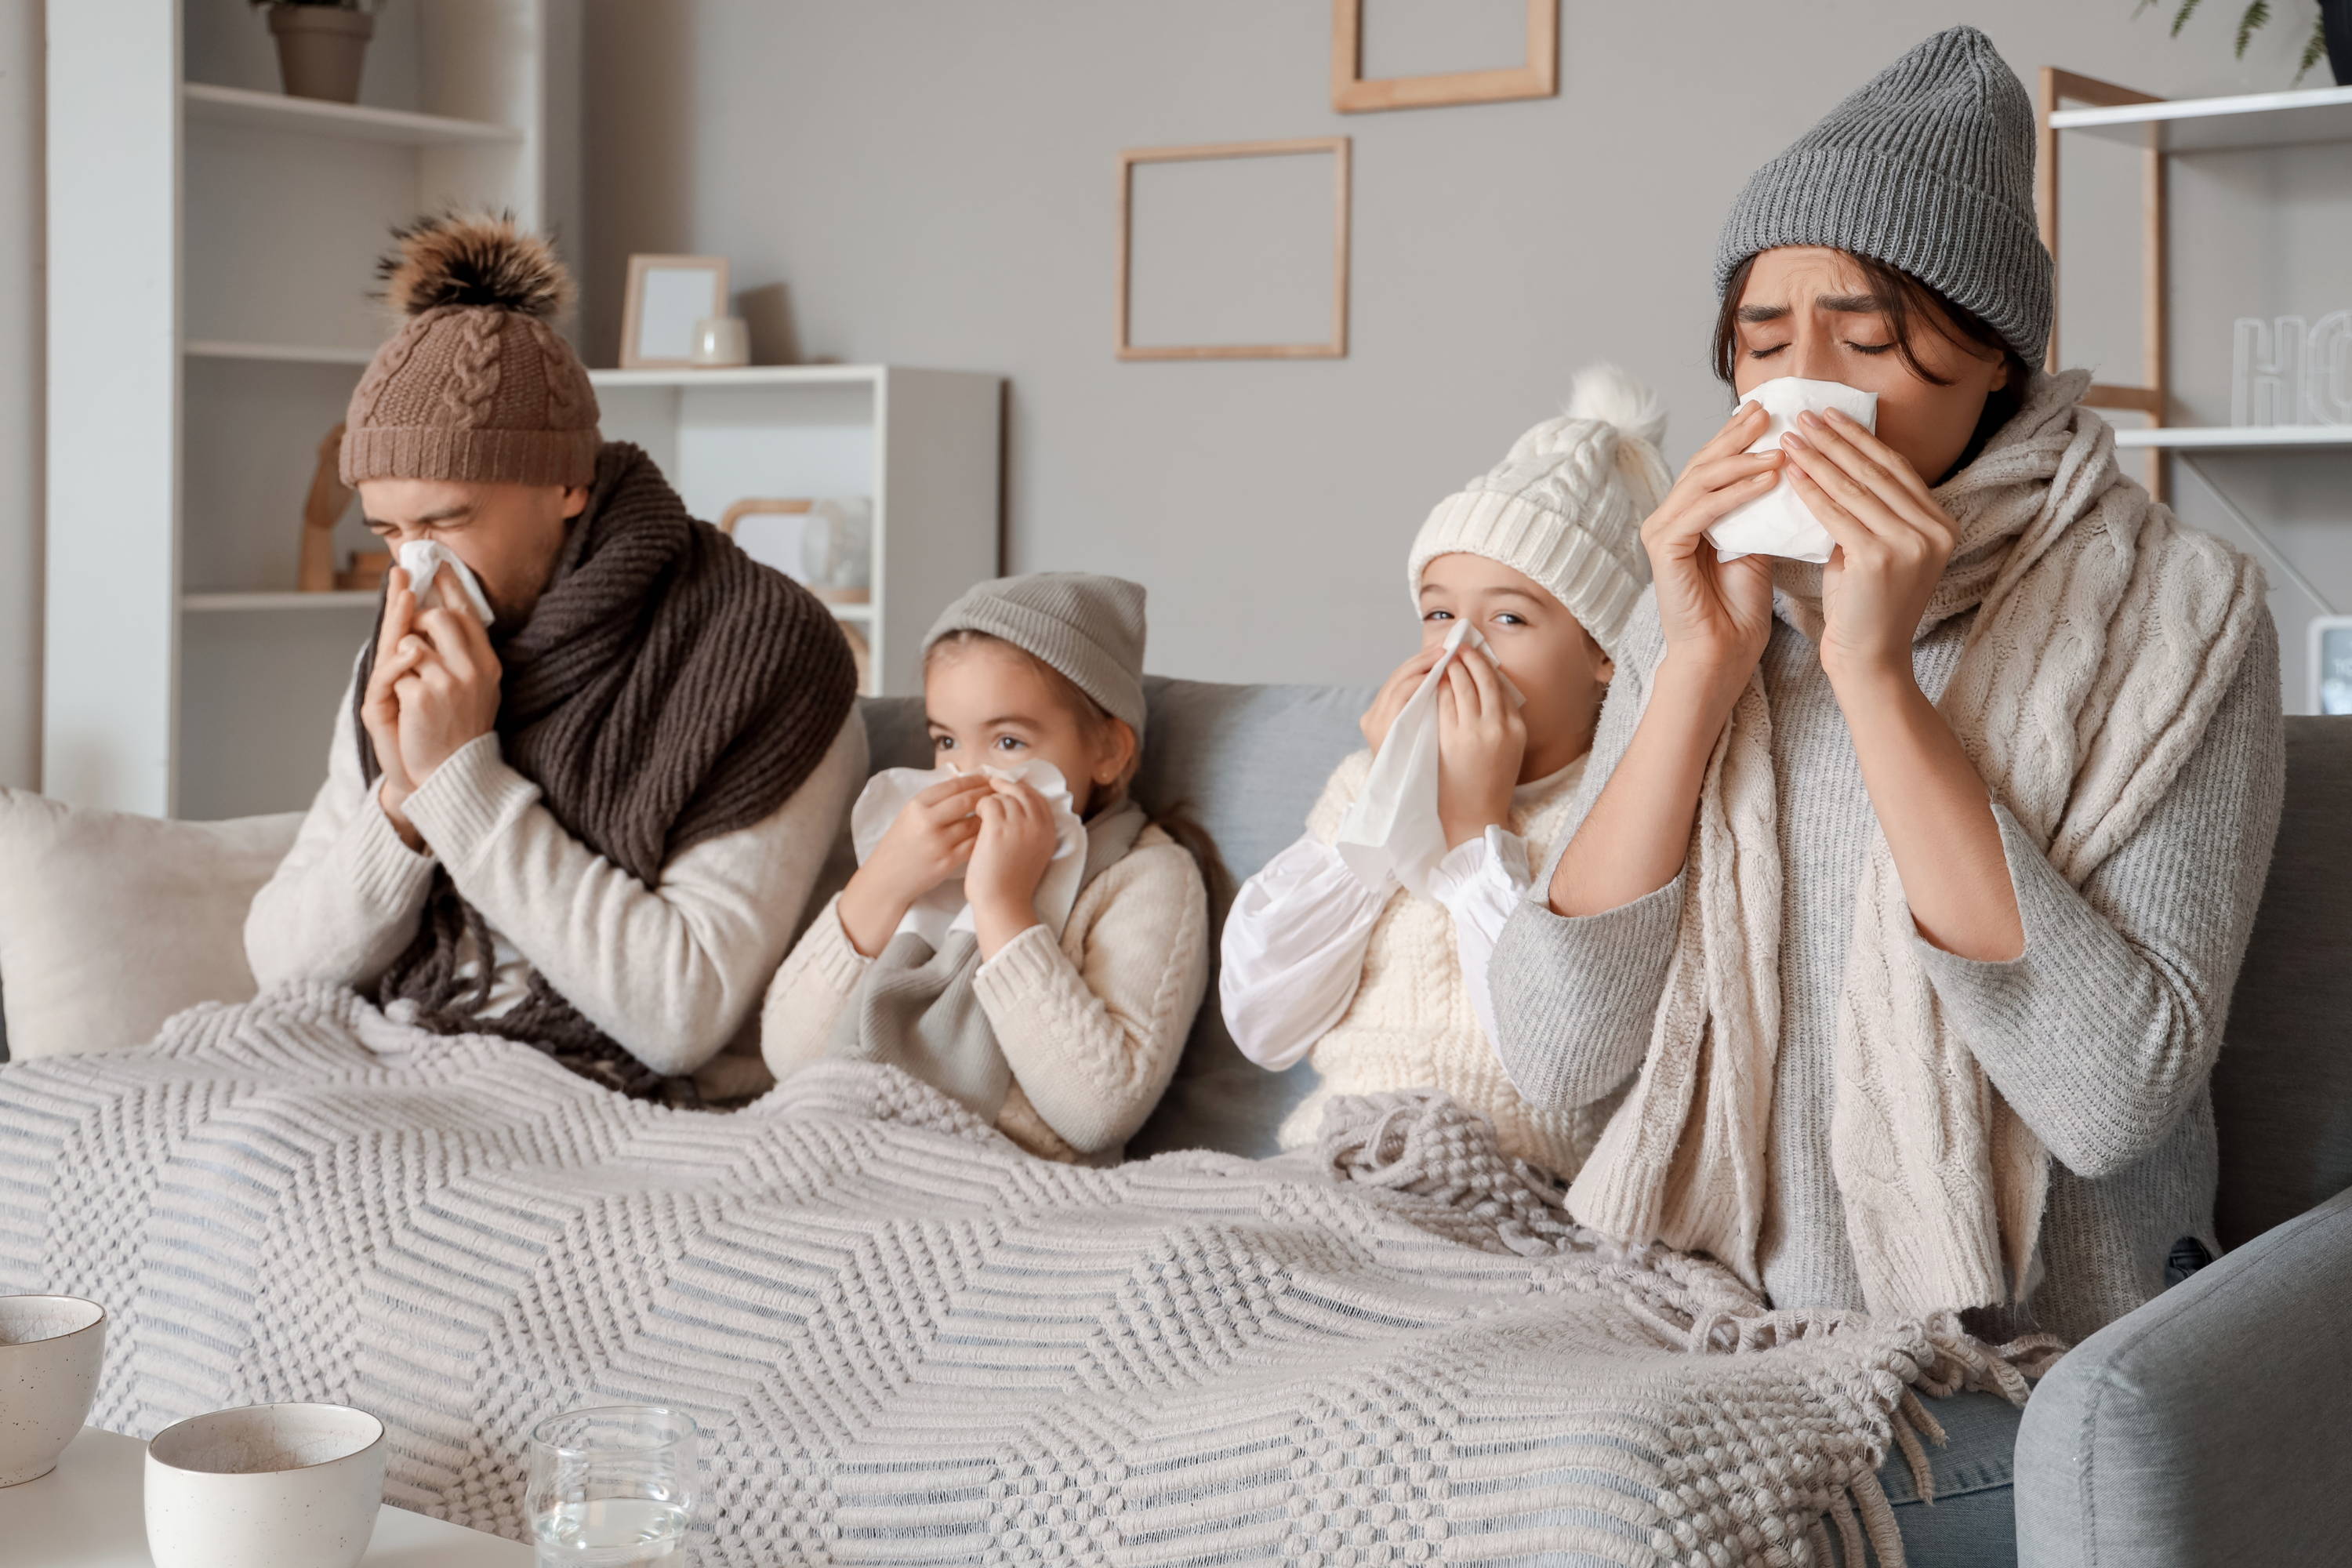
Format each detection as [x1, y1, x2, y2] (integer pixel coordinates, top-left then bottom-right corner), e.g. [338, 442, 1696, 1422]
[0, 987, 2042, 1567]
[1567, 371, 2267, 1320]
[354, 441, 859, 1096]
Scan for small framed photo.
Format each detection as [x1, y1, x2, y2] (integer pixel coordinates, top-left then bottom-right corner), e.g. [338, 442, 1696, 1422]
[619, 254, 730, 368]
[1331, 0, 1558, 114]
[2310, 615, 2352, 715]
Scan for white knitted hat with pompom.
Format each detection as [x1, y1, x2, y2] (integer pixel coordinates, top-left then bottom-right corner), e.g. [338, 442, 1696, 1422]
[1406, 363, 1670, 659]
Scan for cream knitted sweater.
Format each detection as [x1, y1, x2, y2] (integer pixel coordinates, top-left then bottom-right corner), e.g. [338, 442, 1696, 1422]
[760, 825, 1210, 1162]
[245, 671, 867, 1090]
[1275, 750, 1606, 1176]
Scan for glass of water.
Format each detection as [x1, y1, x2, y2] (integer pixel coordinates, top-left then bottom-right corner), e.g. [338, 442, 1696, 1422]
[528, 1404, 698, 1567]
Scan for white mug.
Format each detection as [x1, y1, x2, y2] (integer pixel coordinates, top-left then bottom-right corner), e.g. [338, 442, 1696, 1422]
[0, 1294, 106, 1486]
[689, 314, 750, 367]
[145, 1403, 386, 1568]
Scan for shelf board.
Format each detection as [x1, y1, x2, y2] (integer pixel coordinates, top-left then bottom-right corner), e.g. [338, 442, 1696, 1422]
[183, 591, 379, 613]
[824, 601, 876, 622]
[2051, 83, 2352, 153]
[183, 82, 522, 147]
[184, 339, 375, 366]
[2113, 425, 2352, 450]
[588, 365, 886, 390]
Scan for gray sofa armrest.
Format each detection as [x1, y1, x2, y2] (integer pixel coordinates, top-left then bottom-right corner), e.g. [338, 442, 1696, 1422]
[2016, 1183, 2352, 1568]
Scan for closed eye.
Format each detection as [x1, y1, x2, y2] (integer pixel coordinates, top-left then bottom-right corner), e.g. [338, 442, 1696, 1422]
[1846, 339, 1896, 355]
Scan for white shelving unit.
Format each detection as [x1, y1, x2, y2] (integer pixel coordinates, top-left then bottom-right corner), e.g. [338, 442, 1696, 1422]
[46, 0, 578, 820]
[589, 365, 1003, 701]
[2049, 82, 2352, 154]
[2112, 425, 2352, 450]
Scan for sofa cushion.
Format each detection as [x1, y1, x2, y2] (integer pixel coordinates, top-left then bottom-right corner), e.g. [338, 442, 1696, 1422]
[2211, 715, 2352, 1247]
[0, 789, 304, 1059]
[856, 676, 1374, 1159]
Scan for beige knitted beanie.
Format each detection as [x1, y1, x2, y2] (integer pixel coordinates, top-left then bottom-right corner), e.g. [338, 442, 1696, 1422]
[340, 213, 601, 488]
[1406, 364, 1670, 659]
[924, 572, 1150, 742]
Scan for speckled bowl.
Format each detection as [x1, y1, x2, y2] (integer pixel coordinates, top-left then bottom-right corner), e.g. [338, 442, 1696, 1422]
[0, 1294, 105, 1486]
[144, 1403, 385, 1568]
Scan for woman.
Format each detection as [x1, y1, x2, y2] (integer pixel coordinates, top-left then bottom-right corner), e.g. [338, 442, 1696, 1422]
[1490, 26, 2281, 1552]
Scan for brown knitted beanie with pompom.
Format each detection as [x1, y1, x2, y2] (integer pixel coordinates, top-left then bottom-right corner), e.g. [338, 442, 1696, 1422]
[339, 212, 601, 488]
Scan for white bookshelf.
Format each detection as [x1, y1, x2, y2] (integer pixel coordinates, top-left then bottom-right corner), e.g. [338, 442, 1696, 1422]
[2112, 425, 2352, 450]
[2049, 82, 2352, 153]
[46, 0, 579, 819]
[587, 366, 1003, 702]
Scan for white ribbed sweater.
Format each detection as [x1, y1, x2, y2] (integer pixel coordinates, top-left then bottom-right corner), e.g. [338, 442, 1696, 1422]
[1276, 750, 1607, 1177]
[760, 826, 1210, 1162]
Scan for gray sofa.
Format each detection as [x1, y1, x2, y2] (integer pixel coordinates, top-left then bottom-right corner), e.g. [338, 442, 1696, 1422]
[873, 678, 2350, 1568]
[9, 677, 2343, 1565]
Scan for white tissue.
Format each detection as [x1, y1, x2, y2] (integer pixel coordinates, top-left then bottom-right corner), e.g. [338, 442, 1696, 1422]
[848, 759, 1090, 949]
[397, 539, 495, 627]
[1334, 621, 1523, 899]
[1704, 377, 1880, 564]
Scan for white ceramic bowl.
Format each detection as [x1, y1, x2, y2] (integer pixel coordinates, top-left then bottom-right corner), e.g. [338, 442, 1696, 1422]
[144, 1403, 386, 1568]
[0, 1294, 106, 1486]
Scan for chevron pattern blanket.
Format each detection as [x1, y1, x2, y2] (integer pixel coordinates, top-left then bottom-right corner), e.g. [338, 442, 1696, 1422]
[0, 986, 2027, 1566]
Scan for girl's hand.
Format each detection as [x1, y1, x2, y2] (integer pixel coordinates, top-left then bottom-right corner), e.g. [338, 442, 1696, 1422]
[362, 568, 425, 848]
[1435, 646, 1525, 848]
[1359, 646, 1443, 755]
[837, 773, 991, 956]
[1639, 401, 1782, 702]
[967, 775, 1062, 954]
[1781, 407, 1957, 691]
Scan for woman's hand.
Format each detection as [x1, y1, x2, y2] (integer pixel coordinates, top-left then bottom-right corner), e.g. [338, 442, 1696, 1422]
[837, 772, 992, 956]
[361, 569, 426, 850]
[1640, 401, 1782, 702]
[1436, 646, 1525, 848]
[390, 604, 503, 788]
[967, 775, 1062, 956]
[1359, 646, 1442, 756]
[1782, 407, 1957, 689]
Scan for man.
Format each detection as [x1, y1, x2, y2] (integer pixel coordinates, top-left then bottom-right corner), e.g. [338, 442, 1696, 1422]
[247, 215, 866, 1100]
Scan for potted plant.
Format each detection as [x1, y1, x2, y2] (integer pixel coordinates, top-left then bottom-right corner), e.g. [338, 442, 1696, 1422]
[2140, 1, 2352, 85]
[252, 0, 381, 104]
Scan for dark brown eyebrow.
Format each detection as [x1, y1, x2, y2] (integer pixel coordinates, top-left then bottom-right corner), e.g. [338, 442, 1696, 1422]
[1736, 303, 1790, 324]
[361, 504, 474, 531]
[1737, 292, 1884, 325]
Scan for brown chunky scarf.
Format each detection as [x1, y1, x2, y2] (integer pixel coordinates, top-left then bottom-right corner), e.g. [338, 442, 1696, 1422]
[354, 441, 859, 1098]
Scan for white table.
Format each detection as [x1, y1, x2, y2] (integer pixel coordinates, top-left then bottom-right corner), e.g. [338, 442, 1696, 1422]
[0, 1427, 531, 1566]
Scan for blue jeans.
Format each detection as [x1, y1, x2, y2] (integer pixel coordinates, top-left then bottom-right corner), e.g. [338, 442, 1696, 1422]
[1881, 1391, 2021, 1566]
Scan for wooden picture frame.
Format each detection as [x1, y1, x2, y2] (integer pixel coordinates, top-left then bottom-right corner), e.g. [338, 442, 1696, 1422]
[1116, 137, 1351, 362]
[1331, 0, 1558, 114]
[619, 253, 731, 369]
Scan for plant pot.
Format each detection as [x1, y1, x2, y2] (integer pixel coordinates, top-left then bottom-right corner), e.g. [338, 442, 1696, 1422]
[267, 5, 373, 105]
[2325, 1, 2352, 87]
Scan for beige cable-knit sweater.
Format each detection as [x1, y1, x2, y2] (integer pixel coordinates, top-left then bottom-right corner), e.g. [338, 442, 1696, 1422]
[1275, 750, 1607, 1176]
[246, 672, 867, 1089]
[760, 825, 1210, 1161]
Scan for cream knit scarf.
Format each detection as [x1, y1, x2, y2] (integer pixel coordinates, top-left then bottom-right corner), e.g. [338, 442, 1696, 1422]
[1565, 370, 2266, 1320]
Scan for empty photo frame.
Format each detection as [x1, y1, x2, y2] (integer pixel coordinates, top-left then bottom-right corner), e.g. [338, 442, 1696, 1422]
[1332, 0, 1558, 114]
[1116, 137, 1351, 361]
[621, 254, 731, 368]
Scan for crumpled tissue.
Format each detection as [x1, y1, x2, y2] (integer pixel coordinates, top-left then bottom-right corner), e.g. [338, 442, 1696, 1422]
[1704, 377, 1880, 564]
[1334, 620, 1523, 899]
[849, 759, 1089, 949]
[397, 539, 495, 626]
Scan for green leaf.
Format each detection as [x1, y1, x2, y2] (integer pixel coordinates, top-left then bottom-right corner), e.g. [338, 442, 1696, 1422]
[2234, 0, 2272, 58]
[2171, 0, 2204, 38]
[2297, 14, 2328, 80]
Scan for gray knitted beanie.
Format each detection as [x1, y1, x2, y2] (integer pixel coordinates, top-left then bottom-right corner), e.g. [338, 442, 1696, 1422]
[924, 572, 1149, 742]
[1712, 25, 2050, 364]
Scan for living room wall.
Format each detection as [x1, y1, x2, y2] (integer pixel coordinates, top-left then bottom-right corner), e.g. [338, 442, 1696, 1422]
[581, 0, 2352, 705]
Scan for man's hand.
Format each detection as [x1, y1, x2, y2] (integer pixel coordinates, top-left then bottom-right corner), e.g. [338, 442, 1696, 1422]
[967, 775, 1062, 957]
[836, 773, 992, 956]
[362, 568, 426, 850]
[390, 604, 503, 790]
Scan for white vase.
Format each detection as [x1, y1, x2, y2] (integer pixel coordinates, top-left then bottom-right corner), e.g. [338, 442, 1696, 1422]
[145, 1403, 386, 1568]
[0, 1294, 106, 1486]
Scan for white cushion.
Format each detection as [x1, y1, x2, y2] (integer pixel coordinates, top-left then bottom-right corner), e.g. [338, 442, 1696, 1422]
[0, 789, 302, 1059]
